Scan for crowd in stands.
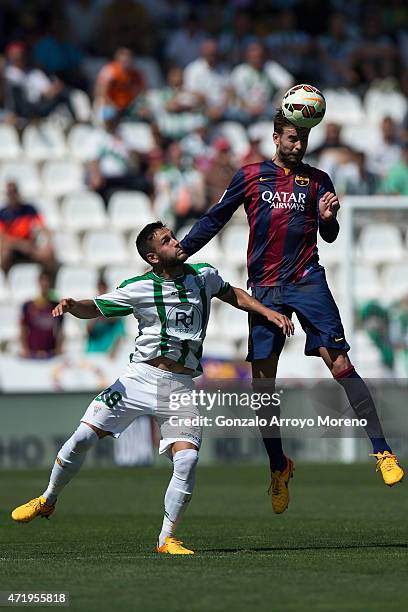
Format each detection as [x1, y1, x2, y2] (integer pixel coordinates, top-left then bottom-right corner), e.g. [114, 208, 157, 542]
[0, 0, 407, 369]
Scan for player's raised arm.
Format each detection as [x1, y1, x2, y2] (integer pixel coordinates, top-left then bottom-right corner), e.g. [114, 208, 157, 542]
[218, 285, 294, 337]
[52, 299, 99, 319]
[180, 169, 246, 256]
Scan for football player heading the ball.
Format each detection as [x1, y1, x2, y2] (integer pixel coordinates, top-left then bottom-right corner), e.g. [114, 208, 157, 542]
[180, 87, 403, 514]
[11, 222, 294, 555]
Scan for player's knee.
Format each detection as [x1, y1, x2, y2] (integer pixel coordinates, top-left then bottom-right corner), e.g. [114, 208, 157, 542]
[173, 448, 199, 482]
[331, 356, 353, 378]
[71, 422, 99, 453]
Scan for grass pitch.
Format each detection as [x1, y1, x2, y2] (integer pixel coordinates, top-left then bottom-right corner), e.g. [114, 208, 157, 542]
[1, 464, 407, 611]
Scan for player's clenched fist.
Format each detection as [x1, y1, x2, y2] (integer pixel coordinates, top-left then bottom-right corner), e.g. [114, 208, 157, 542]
[319, 191, 340, 221]
[52, 298, 76, 317]
[266, 311, 294, 337]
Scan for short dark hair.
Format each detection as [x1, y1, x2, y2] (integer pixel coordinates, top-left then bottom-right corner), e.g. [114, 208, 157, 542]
[136, 221, 166, 262]
[273, 108, 310, 136]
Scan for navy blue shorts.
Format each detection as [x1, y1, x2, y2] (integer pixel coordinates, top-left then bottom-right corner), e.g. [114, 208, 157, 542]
[247, 267, 350, 361]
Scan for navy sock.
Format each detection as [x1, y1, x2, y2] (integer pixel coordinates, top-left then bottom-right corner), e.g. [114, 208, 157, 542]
[334, 365, 391, 454]
[262, 437, 287, 471]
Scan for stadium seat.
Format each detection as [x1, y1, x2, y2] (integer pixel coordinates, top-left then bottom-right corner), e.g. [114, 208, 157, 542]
[364, 90, 408, 124]
[217, 305, 248, 341]
[70, 89, 92, 122]
[0, 125, 21, 160]
[56, 265, 98, 300]
[0, 304, 19, 342]
[188, 237, 224, 267]
[0, 161, 41, 197]
[82, 230, 128, 266]
[120, 122, 155, 153]
[42, 161, 84, 197]
[8, 263, 41, 304]
[216, 262, 242, 288]
[359, 223, 404, 263]
[323, 89, 364, 125]
[218, 122, 249, 156]
[61, 192, 107, 232]
[108, 191, 154, 232]
[202, 338, 237, 360]
[105, 264, 147, 290]
[317, 229, 346, 265]
[22, 124, 66, 161]
[67, 124, 99, 161]
[221, 225, 249, 267]
[382, 263, 408, 302]
[36, 196, 61, 230]
[52, 231, 83, 264]
[342, 123, 381, 154]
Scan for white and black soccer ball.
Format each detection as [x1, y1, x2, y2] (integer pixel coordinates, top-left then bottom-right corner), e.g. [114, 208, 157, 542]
[281, 84, 326, 128]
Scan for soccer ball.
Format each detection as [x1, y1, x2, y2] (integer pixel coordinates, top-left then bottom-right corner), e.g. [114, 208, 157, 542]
[281, 84, 326, 128]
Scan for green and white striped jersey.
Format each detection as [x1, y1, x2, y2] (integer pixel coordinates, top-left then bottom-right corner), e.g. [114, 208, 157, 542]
[94, 263, 230, 375]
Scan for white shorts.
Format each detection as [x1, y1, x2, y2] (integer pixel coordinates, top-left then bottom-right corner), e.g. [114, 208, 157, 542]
[81, 362, 201, 456]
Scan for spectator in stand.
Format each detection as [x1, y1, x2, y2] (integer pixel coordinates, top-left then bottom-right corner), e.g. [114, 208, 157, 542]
[240, 133, 264, 166]
[65, 0, 104, 53]
[154, 141, 206, 232]
[0, 181, 56, 274]
[165, 11, 208, 68]
[380, 141, 408, 195]
[366, 116, 402, 179]
[204, 137, 237, 206]
[86, 277, 126, 358]
[96, 0, 153, 56]
[20, 269, 63, 360]
[149, 65, 205, 140]
[318, 12, 359, 88]
[309, 122, 355, 182]
[95, 47, 147, 120]
[32, 16, 86, 90]
[229, 42, 293, 124]
[87, 106, 152, 205]
[264, 9, 312, 80]
[183, 38, 231, 122]
[309, 122, 348, 159]
[335, 151, 380, 196]
[219, 10, 256, 66]
[4, 41, 76, 124]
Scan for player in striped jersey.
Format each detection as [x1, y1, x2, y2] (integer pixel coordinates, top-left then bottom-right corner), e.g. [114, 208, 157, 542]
[181, 109, 404, 513]
[11, 221, 293, 555]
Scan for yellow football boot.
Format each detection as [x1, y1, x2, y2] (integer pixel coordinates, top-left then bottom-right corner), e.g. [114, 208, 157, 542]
[11, 496, 56, 523]
[268, 456, 295, 514]
[156, 537, 194, 555]
[369, 451, 404, 487]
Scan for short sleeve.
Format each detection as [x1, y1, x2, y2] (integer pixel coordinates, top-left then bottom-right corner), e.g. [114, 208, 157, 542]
[94, 285, 134, 317]
[203, 265, 231, 298]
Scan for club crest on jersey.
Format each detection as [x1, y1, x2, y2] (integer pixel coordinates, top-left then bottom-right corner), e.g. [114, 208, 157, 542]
[295, 175, 310, 187]
[166, 303, 202, 339]
[194, 275, 205, 290]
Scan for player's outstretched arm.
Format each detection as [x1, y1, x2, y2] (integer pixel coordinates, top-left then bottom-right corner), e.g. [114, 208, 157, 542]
[218, 286, 294, 337]
[52, 298, 100, 319]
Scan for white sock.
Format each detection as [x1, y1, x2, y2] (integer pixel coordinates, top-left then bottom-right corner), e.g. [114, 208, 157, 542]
[42, 422, 98, 504]
[158, 448, 198, 547]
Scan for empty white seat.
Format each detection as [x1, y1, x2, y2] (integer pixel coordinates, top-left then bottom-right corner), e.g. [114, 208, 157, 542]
[108, 191, 154, 231]
[8, 263, 41, 303]
[0, 304, 19, 342]
[105, 264, 147, 290]
[323, 89, 364, 125]
[216, 263, 242, 288]
[56, 265, 98, 300]
[22, 124, 66, 161]
[0, 161, 41, 196]
[120, 122, 155, 153]
[82, 230, 128, 266]
[67, 124, 99, 161]
[61, 192, 106, 232]
[318, 230, 346, 265]
[218, 122, 249, 156]
[42, 161, 84, 197]
[217, 305, 248, 341]
[36, 196, 61, 230]
[342, 123, 381, 154]
[52, 231, 82, 264]
[222, 225, 249, 267]
[0, 269, 9, 302]
[382, 263, 408, 302]
[70, 89, 92, 122]
[364, 89, 408, 123]
[359, 224, 404, 263]
[202, 338, 237, 360]
[188, 237, 224, 267]
[0, 125, 21, 160]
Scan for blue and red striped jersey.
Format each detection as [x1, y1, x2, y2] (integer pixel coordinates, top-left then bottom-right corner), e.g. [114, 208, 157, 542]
[181, 160, 339, 286]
